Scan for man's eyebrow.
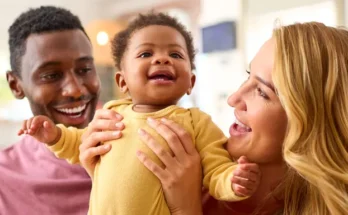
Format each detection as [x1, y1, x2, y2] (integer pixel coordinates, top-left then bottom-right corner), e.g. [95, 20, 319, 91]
[76, 56, 94, 62]
[255, 75, 275, 92]
[36, 56, 94, 70]
[37, 61, 61, 69]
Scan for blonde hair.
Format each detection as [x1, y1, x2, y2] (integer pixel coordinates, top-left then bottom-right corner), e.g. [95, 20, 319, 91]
[272, 22, 348, 215]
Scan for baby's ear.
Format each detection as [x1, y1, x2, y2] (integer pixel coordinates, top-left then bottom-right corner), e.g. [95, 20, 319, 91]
[115, 71, 128, 94]
[186, 73, 196, 95]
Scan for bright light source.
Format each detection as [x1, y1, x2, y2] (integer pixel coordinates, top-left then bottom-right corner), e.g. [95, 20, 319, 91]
[96, 31, 109, 46]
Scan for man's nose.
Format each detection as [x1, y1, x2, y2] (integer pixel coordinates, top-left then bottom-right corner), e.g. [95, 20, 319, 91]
[61, 74, 84, 98]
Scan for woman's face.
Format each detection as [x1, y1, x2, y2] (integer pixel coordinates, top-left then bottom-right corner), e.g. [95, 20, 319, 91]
[226, 39, 288, 164]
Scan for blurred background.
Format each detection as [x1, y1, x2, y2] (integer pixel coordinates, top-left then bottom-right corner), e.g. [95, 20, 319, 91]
[0, 0, 344, 148]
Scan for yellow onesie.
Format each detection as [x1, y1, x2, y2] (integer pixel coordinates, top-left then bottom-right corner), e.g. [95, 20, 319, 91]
[50, 99, 244, 215]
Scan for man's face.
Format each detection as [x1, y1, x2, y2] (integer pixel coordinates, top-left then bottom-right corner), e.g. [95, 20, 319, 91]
[7, 30, 100, 128]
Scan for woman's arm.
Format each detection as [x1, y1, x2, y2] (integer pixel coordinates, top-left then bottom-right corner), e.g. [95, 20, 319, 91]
[137, 118, 203, 215]
[79, 109, 124, 178]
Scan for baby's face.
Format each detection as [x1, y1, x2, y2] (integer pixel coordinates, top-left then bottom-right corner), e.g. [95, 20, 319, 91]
[118, 25, 195, 106]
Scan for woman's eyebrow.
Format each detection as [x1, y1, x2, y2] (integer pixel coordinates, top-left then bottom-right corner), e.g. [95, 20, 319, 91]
[255, 75, 275, 92]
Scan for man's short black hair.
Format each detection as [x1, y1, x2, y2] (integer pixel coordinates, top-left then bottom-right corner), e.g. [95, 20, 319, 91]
[111, 12, 196, 71]
[8, 6, 89, 77]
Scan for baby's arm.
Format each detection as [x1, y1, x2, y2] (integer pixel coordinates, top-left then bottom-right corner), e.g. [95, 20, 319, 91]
[48, 124, 86, 164]
[190, 108, 259, 201]
[19, 115, 85, 164]
[19, 115, 61, 146]
[232, 156, 261, 197]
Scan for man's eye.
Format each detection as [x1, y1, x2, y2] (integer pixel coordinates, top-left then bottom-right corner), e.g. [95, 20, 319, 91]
[40, 72, 61, 81]
[78, 67, 92, 74]
[139, 52, 152, 58]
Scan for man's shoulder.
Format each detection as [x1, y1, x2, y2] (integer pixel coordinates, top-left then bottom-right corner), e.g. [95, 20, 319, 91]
[0, 135, 40, 162]
[0, 137, 91, 215]
[0, 135, 88, 178]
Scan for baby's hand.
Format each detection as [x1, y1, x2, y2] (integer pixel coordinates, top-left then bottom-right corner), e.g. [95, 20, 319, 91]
[231, 156, 261, 197]
[18, 115, 60, 145]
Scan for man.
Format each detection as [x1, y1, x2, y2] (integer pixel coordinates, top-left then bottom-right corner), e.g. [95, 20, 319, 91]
[0, 6, 100, 214]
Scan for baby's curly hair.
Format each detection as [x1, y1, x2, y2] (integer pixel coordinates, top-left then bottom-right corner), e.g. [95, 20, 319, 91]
[111, 12, 196, 71]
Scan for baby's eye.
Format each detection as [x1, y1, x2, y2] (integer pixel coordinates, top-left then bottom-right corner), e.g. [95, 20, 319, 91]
[139, 52, 152, 58]
[170, 53, 183, 59]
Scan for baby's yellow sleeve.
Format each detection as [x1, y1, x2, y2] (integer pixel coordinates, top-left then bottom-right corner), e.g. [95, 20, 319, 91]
[48, 124, 87, 164]
[190, 108, 246, 201]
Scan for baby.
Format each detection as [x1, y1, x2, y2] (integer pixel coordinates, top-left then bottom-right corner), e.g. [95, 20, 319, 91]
[20, 12, 260, 215]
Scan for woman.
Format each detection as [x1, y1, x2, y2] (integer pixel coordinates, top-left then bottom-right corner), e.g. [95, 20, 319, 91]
[80, 22, 348, 214]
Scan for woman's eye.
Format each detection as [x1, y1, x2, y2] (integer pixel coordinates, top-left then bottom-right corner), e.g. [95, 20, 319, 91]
[257, 87, 269, 99]
[245, 70, 250, 81]
[139, 52, 152, 58]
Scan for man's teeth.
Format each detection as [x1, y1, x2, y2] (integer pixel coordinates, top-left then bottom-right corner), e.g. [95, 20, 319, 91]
[235, 119, 251, 130]
[57, 105, 86, 114]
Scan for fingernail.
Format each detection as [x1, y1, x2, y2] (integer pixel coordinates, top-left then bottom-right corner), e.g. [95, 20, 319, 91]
[112, 131, 120, 136]
[115, 122, 123, 128]
[115, 114, 123, 120]
[147, 117, 155, 123]
[160, 118, 167, 123]
[104, 144, 111, 150]
[138, 128, 146, 135]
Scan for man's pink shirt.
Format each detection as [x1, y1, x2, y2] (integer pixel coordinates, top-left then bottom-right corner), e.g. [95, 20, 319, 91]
[0, 135, 91, 215]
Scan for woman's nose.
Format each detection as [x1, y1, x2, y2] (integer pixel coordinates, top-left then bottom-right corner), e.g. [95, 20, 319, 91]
[227, 89, 247, 111]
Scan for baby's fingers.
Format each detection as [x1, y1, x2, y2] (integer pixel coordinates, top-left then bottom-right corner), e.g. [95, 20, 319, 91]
[233, 167, 260, 182]
[232, 175, 255, 190]
[239, 163, 260, 175]
[30, 116, 54, 133]
[43, 120, 56, 132]
[26, 117, 43, 135]
[232, 184, 250, 197]
[18, 119, 30, 135]
[18, 128, 25, 136]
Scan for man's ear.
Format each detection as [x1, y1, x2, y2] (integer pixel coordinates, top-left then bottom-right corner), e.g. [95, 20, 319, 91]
[6, 71, 25, 99]
[186, 73, 196, 95]
[115, 71, 128, 94]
